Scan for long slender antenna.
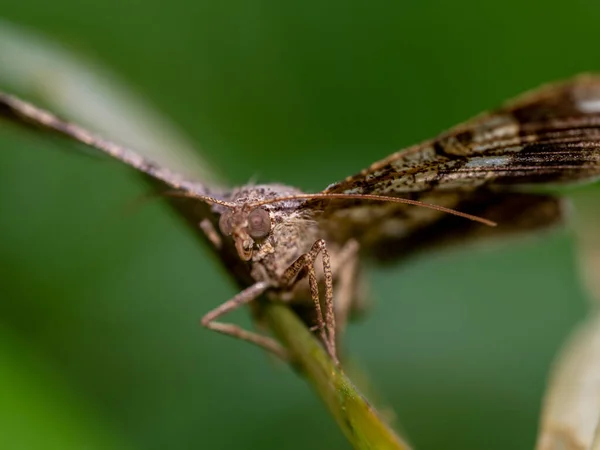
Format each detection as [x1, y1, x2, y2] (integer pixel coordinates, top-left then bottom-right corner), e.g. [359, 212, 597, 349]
[122, 191, 237, 217]
[250, 193, 497, 227]
[161, 191, 237, 208]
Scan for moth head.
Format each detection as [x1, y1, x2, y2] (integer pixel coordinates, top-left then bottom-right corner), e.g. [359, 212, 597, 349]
[218, 206, 272, 261]
[165, 190, 495, 262]
[159, 191, 278, 262]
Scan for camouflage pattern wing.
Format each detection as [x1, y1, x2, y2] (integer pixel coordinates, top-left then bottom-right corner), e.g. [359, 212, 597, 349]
[313, 74, 600, 262]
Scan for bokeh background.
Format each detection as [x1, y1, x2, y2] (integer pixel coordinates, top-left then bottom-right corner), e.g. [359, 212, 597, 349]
[1, 1, 599, 449]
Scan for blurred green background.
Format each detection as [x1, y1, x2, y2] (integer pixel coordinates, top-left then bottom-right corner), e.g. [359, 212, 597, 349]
[0, 1, 598, 449]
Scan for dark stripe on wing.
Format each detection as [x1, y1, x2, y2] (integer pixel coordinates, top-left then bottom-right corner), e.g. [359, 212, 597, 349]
[366, 192, 563, 263]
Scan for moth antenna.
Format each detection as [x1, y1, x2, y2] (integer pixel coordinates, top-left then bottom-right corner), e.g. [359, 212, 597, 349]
[250, 193, 497, 227]
[161, 190, 237, 208]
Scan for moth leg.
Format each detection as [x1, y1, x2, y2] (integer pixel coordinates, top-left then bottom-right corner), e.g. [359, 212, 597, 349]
[198, 219, 222, 249]
[201, 281, 288, 361]
[281, 239, 337, 365]
[334, 239, 360, 340]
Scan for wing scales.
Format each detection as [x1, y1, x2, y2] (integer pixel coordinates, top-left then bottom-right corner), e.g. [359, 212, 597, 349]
[316, 75, 600, 261]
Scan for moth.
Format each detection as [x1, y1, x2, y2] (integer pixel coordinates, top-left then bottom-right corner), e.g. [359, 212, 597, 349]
[1, 74, 600, 363]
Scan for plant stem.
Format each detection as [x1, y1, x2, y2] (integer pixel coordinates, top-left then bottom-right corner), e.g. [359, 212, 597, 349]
[264, 302, 411, 450]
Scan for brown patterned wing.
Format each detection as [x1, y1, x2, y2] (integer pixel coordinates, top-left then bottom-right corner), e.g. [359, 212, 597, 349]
[0, 92, 217, 196]
[0, 92, 253, 285]
[314, 74, 600, 262]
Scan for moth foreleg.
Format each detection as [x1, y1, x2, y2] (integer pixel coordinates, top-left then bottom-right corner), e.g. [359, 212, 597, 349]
[281, 239, 337, 365]
[334, 239, 360, 341]
[200, 281, 288, 361]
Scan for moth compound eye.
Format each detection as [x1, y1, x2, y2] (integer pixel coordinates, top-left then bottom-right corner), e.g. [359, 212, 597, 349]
[247, 207, 271, 239]
[218, 211, 233, 236]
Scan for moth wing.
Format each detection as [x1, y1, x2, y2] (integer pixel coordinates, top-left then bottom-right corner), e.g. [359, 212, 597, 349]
[311, 74, 600, 262]
[0, 92, 218, 195]
[0, 92, 254, 281]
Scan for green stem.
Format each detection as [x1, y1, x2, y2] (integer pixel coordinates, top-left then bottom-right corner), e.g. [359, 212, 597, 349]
[264, 302, 411, 450]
